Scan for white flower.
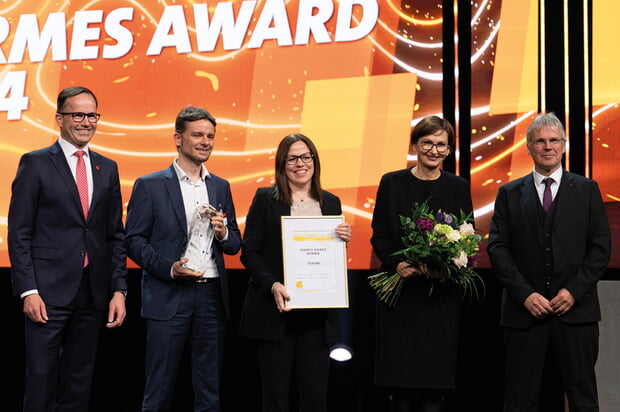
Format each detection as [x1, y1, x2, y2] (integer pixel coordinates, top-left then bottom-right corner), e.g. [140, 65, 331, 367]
[445, 228, 462, 242]
[452, 249, 468, 268]
[459, 222, 475, 236]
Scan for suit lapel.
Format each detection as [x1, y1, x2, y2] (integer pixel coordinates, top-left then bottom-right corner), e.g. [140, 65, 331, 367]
[88, 151, 103, 221]
[553, 171, 575, 228]
[320, 192, 338, 215]
[205, 175, 217, 209]
[49, 142, 84, 218]
[519, 174, 544, 247]
[164, 166, 188, 230]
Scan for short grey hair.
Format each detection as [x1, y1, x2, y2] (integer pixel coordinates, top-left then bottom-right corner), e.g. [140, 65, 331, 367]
[526, 112, 566, 144]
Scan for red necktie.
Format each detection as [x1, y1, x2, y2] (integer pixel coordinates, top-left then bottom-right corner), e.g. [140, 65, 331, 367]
[75, 150, 89, 267]
[543, 177, 554, 212]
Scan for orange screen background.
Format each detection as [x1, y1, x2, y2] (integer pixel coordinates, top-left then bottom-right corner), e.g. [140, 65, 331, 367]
[1, 0, 619, 270]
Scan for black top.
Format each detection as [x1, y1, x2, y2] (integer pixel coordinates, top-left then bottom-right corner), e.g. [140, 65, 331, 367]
[371, 168, 473, 389]
[238, 186, 343, 342]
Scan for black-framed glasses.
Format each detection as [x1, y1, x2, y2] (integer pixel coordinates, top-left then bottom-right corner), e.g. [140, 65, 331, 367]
[420, 141, 450, 153]
[286, 152, 314, 165]
[58, 112, 101, 123]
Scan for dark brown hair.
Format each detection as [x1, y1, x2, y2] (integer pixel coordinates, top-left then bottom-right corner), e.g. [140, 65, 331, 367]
[410, 115, 456, 148]
[57, 86, 98, 112]
[272, 133, 323, 206]
[175, 105, 216, 134]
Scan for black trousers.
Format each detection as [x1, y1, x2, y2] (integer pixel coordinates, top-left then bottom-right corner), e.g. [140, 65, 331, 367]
[503, 317, 599, 412]
[256, 327, 330, 412]
[23, 268, 105, 412]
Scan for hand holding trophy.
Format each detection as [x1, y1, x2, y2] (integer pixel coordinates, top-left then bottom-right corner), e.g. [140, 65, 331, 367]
[181, 203, 218, 273]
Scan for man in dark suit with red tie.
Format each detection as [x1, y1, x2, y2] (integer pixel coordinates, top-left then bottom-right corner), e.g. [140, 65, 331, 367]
[8, 86, 127, 411]
[487, 112, 612, 412]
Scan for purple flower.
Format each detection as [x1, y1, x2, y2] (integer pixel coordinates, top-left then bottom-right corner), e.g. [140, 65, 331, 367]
[416, 217, 434, 232]
[436, 210, 454, 225]
[467, 255, 478, 267]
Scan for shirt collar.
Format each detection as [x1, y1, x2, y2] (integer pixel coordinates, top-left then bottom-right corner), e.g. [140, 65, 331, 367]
[172, 158, 210, 182]
[58, 137, 89, 158]
[532, 167, 563, 186]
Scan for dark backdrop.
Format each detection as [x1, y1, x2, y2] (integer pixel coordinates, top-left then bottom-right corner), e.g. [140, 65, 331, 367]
[1, 266, 507, 411]
[7, 266, 617, 411]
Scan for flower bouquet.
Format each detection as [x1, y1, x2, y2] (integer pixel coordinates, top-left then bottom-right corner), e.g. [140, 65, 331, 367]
[368, 198, 484, 307]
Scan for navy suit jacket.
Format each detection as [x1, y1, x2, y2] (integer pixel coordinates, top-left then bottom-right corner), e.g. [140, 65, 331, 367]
[125, 164, 241, 320]
[8, 141, 127, 310]
[488, 170, 611, 329]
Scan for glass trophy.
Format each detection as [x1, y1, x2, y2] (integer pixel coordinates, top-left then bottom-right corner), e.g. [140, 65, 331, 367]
[181, 203, 218, 273]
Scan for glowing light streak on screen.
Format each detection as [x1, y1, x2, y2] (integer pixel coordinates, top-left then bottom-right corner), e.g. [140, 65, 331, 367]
[35, 60, 302, 134]
[593, 103, 617, 117]
[471, 22, 499, 64]
[377, 42, 443, 81]
[66, 0, 160, 25]
[375, 1, 498, 77]
[91, 145, 277, 158]
[352, 3, 445, 80]
[472, 0, 491, 25]
[385, 0, 442, 25]
[370, 20, 442, 80]
[0, 0, 25, 13]
[470, 111, 535, 150]
[377, 18, 441, 48]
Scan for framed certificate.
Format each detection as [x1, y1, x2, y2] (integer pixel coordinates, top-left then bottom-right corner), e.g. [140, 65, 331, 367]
[281, 216, 349, 309]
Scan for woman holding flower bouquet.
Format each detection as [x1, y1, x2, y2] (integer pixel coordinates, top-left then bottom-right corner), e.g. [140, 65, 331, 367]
[238, 134, 352, 412]
[370, 116, 476, 412]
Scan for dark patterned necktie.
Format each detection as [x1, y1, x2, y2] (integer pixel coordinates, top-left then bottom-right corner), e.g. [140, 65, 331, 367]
[542, 177, 554, 212]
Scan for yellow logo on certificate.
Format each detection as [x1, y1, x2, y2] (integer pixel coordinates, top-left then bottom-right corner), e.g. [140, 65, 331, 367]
[293, 232, 335, 242]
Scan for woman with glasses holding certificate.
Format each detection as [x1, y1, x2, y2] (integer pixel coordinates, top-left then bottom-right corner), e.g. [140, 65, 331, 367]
[371, 116, 474, 412]
[239, 134, 352, 412]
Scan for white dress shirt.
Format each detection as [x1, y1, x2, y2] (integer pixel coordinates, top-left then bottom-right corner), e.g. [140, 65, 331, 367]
[172, 159, 219, 278]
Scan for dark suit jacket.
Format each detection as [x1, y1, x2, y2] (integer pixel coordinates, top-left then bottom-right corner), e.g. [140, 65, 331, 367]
[487, 170, 611, 329]
[238, 187, 343, 342]
[125, 165, 241, 320]
[8, 141, 127, 310]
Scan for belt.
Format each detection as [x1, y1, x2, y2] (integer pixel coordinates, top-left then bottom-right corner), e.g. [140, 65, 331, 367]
[195, 277, 220, 283]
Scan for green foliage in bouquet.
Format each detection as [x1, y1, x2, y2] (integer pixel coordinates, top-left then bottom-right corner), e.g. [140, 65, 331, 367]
[368, 198, 484, 307]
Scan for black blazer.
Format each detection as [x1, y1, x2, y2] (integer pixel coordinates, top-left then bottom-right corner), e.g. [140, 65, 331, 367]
[487, 170, 611, 328]
[8, 141, 127, 310]
[238, 187, 343, 342]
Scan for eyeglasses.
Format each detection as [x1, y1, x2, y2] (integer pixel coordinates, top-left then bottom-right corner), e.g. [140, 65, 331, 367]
[58, 112, 101, 123]
[286, 152, 314, 165]
[532, 138, 565, 147]
[420, 141, 450, 153]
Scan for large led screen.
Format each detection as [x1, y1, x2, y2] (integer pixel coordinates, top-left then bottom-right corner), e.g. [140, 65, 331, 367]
[1, 0, 618, 270]
[0, 0, 435, 269]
